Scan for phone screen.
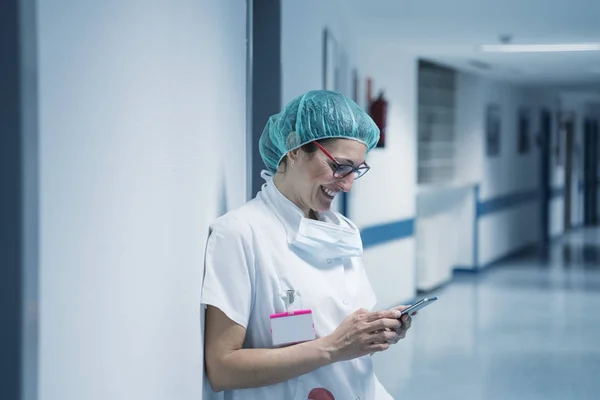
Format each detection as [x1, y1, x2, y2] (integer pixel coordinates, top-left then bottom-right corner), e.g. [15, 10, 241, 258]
[400, 296, 438, 316]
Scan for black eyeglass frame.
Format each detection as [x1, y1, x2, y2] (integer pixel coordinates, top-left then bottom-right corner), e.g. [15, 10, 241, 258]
[313, 141, 371, 180]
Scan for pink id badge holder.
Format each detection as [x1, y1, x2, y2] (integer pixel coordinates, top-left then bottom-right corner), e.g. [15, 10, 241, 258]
[270, 289, 316, 347]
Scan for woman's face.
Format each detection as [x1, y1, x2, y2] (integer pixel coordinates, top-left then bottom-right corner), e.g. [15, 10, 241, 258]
[288, 139, 368, 213]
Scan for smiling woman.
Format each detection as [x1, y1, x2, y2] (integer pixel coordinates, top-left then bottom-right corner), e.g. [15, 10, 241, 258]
[260, 90, 378, 217]
[273, 137, 369, 217]
[202, 90, 415, 399]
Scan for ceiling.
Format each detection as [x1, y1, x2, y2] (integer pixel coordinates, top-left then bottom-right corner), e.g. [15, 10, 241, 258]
[345, 0, 600, 86]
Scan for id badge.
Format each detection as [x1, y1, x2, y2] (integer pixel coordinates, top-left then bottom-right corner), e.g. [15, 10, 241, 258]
[270, 310, 316, 347]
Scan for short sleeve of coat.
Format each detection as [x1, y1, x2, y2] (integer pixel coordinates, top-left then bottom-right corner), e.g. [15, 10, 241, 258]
[201, 216, 255, 329]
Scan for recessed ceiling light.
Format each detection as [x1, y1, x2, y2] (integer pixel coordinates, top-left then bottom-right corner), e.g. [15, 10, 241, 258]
[480, 43, 600, 53]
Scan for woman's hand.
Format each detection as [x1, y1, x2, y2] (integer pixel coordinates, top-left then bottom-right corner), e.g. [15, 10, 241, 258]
[387, 305, 415, 343]
[318, 308, 402, 363]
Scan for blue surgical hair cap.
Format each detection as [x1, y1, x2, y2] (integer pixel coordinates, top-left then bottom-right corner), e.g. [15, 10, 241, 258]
[259, 90, 380, 172]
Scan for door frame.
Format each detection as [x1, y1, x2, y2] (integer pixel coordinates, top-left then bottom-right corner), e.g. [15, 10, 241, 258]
[563, 117, 575, 232]
[248, 0, 281, 198]
[583, 118, 599, 225]
[540, 109, 552, 243]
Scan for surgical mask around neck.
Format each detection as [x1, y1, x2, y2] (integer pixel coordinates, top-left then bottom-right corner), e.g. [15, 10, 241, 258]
[291, 217, 363, 260]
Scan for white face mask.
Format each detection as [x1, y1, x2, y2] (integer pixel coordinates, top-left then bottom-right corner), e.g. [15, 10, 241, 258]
[291, 217, 363, 260]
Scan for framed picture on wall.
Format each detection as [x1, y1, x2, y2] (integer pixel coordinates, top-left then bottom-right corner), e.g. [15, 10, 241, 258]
[352, 68, 359, 103]
[486, 104, 501, 156]
[323, 27, 353, 97]
[322, 28, 337, 90]
[517, 107, 531, 154]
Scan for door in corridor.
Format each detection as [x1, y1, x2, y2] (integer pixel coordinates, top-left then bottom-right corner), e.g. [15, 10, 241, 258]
[540, 109, 552, 242]
[564, 119, 575, 231]
[583, 119, 599, 226]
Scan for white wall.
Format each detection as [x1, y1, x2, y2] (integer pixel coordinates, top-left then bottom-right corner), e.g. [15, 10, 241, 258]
[479, 202, 539, 263]
[415, 185, 475, 289]
[38, 1, 246, 399]
[473, 78, 541, 265]
[281, 1, 418, 307]
[281, 0, 355, 104]
[454, 72, 484, 186]
[550, 195, 565, 238]
[477, 81, 539, 200]
[420, 71, 543, 273]
[352, 43, 417, 307]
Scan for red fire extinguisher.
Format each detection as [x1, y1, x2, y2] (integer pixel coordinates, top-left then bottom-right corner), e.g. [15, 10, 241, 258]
[369, 90, 388, 148]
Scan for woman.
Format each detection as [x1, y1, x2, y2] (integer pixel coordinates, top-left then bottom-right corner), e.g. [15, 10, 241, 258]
[202, 90, 413, 399]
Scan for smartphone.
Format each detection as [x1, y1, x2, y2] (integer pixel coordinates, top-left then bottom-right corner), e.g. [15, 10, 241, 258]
[400, 296, 438, 316]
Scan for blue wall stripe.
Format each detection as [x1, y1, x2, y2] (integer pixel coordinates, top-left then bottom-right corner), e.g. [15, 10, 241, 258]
[362, 219, 415, 249]
[477, 189, 539, 217]
[359, 182, 582, 253]
[359, 180, 596, 269]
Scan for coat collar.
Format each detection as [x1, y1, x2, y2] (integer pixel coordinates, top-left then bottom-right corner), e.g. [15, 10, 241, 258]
[257, 170, 347, 244]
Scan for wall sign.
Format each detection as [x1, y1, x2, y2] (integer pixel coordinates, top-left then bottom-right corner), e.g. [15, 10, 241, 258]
[486, 104, 501, 157]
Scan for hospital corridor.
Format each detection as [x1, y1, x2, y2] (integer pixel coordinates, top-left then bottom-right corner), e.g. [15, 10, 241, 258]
[2, 1, 600, 400]
[374, 228, 600, 400]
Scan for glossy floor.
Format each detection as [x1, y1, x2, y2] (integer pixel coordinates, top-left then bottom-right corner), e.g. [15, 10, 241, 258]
[373, 228, 600, 400]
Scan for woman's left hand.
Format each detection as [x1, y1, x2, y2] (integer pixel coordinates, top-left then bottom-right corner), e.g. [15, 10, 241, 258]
[387, 305, 415, 344]
[370, 306, 416, 347]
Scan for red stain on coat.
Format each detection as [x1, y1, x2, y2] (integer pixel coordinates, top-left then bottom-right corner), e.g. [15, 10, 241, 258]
[308, 387, 335, 400]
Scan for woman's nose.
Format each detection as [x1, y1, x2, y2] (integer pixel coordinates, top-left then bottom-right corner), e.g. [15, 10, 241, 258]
[339, 173, 355, 192]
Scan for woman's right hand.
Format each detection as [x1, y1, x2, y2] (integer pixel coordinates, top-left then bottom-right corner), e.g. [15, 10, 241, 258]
[319, 308, 403, 363]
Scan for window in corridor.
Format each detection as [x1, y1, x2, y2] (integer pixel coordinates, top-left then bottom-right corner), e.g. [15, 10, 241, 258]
[417, 60, 456, 185]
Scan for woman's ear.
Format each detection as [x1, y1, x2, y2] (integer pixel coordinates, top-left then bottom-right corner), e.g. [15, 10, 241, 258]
[288, 148, 301, 164]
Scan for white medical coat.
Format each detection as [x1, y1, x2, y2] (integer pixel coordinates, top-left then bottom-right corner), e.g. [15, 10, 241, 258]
[201, 177, 393, 400]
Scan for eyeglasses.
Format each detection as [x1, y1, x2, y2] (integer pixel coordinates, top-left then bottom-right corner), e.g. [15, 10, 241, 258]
[313, 142, 370, 180]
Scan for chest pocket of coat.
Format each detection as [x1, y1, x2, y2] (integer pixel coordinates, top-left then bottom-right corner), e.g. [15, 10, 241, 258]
[267, 243, 374, 337]
[289, 257, 356, 337]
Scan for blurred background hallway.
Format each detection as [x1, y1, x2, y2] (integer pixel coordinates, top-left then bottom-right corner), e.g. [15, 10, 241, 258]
[2, 1, 599, 399]
[375, 228, 600, 399]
